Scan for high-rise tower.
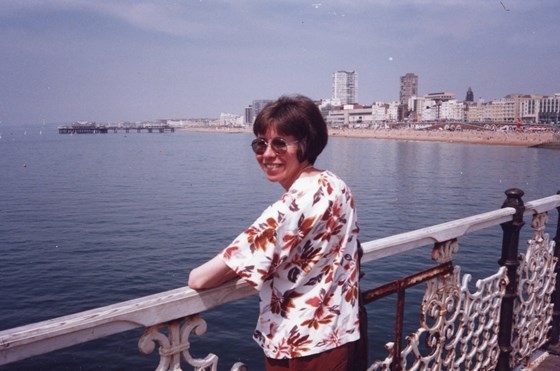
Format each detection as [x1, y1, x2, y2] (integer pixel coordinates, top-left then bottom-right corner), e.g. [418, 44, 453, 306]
[399, 73, 418, 104]
[332, 71, 358, 105]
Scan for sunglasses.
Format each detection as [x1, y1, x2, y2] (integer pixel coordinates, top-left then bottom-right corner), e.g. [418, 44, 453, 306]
[251, 137, 299, 155]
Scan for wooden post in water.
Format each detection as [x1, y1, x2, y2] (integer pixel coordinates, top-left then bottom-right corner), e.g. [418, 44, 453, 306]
[497, 188, 525, 371]
[548, 190, 560, 345]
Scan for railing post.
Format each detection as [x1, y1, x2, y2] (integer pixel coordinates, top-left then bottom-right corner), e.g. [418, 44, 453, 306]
[548, 190, 560, 345]
[497, 188, 525, 371]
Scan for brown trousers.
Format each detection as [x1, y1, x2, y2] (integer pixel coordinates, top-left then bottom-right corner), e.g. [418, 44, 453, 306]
[264, 339, 362, 371]
[265, 297, 369, 370]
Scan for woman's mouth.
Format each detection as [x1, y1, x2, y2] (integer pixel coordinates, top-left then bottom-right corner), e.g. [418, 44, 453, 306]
[264, 163, 283, 170]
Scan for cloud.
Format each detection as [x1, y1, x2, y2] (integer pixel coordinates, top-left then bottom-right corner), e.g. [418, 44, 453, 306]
[0, 0, 550, 43]
[0, 0, 208, 37]
[0, 0, 558, 124]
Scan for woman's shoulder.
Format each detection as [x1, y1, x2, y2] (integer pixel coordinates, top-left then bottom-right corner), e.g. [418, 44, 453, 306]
[320, 169, 342, 182]
[319, 170, 351, 191]
[287, 170, 351, 202]
[294, 168, 340, 184]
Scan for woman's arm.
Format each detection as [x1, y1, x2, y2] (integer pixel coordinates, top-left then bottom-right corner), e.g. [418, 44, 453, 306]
[188, 255, 238, 290]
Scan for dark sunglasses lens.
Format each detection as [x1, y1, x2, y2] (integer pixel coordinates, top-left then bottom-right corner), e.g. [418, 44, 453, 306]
[251, 139, 267, 154]
[271, 138, 288, 153]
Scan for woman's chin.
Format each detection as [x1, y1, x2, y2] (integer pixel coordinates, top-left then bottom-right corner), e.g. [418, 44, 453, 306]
[261, 167, 283, 182]
[264, 174, 281, 183]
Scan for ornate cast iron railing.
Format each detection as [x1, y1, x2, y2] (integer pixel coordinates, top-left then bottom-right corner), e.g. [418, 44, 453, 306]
[362, 190, 560, 371]
[0, 189, 559, 370]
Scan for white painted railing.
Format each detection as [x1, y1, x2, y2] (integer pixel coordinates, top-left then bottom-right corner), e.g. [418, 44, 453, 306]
[1, 192, 559, 370]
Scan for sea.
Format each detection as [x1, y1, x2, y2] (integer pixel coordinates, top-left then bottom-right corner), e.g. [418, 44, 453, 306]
[1, 123, 559, 370]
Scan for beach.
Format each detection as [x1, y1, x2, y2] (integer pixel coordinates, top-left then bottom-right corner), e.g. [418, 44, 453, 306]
[180, 126, 558, 147]
[330, 128, 558, 147]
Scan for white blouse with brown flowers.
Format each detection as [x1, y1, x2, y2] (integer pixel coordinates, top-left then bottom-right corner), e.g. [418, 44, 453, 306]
[219, 170, 361, 359]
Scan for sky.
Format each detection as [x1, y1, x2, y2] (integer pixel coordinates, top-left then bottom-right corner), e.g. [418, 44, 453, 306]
[1, 0, 559, 125]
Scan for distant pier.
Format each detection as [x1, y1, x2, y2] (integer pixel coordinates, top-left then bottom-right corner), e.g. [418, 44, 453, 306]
[58, 123, 175, 134]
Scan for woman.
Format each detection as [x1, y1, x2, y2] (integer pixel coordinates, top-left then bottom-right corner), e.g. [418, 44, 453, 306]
[188, 95, 362, 370]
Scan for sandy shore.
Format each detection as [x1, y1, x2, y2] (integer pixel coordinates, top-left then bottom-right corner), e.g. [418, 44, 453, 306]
[330, 128, 558, 147]
[179, 127, 558, 147]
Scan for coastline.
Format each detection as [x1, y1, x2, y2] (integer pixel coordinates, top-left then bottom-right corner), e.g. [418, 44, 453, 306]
[179, 126, 558, 147]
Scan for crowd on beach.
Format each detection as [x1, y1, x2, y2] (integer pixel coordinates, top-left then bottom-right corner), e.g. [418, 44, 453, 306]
[329, 127, 559, 146]
[181, 126, 559, 147]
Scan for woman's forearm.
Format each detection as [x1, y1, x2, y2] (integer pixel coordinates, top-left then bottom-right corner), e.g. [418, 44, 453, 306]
[188, 255, 238, 289]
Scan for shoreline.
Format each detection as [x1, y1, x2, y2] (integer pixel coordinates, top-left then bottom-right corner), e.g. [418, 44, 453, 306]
[179, 126, 558, 147]
[330, 128, 558, 147]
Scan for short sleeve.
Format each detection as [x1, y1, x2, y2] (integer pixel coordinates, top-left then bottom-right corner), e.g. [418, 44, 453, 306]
[219, 189, 315, 290]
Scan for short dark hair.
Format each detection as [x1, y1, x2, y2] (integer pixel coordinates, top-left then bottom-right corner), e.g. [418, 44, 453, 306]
[252, 95, 328, 164]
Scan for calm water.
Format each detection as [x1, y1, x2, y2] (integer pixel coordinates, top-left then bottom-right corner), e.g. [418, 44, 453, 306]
[1, 124, 558, 370]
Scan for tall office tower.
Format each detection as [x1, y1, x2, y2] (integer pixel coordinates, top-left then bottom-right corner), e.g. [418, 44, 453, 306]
[465, 87, 474, 102]
[244, 105, 253, 125]
[399, 73, 419, 104]
[252, 99, 273, 117]
[332, 71, 358, 105]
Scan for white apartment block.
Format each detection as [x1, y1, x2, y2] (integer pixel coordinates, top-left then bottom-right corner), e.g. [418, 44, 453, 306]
[465, 95, 551, 124]
[219, 113, 244, 127]
[465, 102, 484, 122]
[326, 105, 371, 127]
[332, 71, 358, 105]
[520, 96, 539, 122]
[409, 96, 463, 122]
[325, 101, 400, 127]
[371, 102, 395, 122]
[537, 94, 560, 123]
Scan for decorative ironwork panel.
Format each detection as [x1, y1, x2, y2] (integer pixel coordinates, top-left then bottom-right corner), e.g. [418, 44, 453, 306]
[369, 265, 509, 370]
[510, 211, 558, 367]
[138, 314, 248, 371]
[431, 239, 458, 264]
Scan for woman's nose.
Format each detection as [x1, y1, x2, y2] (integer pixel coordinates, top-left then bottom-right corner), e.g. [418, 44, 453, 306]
[262, 143, 277, 157]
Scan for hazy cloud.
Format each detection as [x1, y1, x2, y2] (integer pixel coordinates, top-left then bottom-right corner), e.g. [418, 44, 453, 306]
[1, 0, 558, 124]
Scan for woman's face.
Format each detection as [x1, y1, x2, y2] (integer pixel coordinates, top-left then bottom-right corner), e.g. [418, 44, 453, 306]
[255, 128, 308, 190]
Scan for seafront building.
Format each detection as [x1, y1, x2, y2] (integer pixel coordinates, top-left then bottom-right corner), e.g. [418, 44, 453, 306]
[244, 105, 253, 126]
[538, 94, 560, 123]
[332, 70, 358, 105]
[219, 113, 243, 127]
[242, 71, 558, 128]
[464, 94, 559, 125]
[399, 73, 419, 105]
[325, 101, 400, 127]
[410, 94, 464, 123]
[326, 71, 558, 127]
[244, 99, 273, 126]
[398, 73, 419, 121]
[323, 88, 559, 127]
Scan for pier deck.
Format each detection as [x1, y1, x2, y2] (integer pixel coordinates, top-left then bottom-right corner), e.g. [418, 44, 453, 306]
[534, 356, 560, 370]
[58, 123, 175, 134]
[533, 344, 560, 370]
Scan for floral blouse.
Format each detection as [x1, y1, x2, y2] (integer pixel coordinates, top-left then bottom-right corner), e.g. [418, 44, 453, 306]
[219, 170, 360, 359]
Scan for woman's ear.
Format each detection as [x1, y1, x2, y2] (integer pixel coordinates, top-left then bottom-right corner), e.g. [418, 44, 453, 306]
[297, 141, 307, 162]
